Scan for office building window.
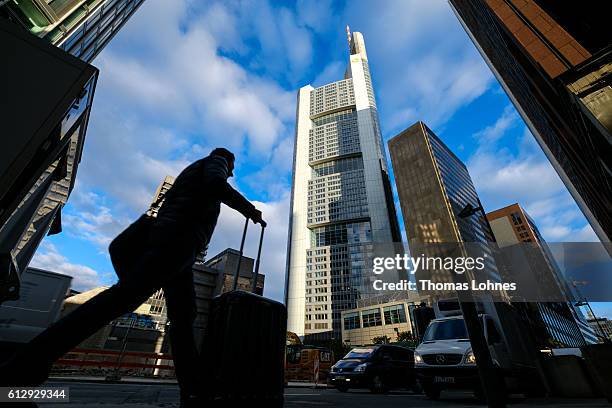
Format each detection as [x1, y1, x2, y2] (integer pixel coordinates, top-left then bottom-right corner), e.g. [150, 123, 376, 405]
[511, 212, 523, 225]
[343, 312, 360, 330]
[383, 304, 407, 325]
[362, 308, 382, 327]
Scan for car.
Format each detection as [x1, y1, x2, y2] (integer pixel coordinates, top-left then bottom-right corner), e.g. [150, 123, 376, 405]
[414, 314, 508, 400]
[328, 344, 417, 393]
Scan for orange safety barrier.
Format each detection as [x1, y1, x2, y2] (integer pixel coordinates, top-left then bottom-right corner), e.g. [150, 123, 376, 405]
[55, 348, 175, 371]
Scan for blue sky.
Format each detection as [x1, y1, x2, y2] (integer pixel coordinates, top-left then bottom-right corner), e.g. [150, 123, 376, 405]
[30, 0, 609, 318]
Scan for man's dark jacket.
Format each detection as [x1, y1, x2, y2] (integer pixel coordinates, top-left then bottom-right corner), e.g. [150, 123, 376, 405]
[155, 153, 257, 250]
[109, 153, 256, 279]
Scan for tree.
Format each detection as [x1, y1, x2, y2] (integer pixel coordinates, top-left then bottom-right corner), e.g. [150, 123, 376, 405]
[395, 331, 418, 348]
[372, 335, 391, 344]
[396, 331, 414, 342]
[328, 338, 352, 361]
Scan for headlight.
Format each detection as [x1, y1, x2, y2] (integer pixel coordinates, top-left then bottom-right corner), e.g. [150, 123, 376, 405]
[414, 352, 423, 365]
[465, 350, 476, 365]
[354, 363, 368, 372]
[330, 365, 337, 373]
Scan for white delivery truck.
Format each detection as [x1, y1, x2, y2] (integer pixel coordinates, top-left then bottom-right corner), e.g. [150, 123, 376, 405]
[414, 298, 535, 400]
[0, 268, 71, 345]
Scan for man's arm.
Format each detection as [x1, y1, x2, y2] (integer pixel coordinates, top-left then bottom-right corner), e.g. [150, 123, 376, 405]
[218, 182, 266, 226]
[206, 155, 266, 225]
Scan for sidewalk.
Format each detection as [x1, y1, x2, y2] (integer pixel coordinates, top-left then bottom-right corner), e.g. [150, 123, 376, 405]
[49, 375, 177, 385]
[287, 381, 329, 388]
[50, 376, 330, 388]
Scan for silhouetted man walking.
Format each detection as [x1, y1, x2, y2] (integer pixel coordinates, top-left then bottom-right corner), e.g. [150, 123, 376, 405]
[0, 148, 266, 406]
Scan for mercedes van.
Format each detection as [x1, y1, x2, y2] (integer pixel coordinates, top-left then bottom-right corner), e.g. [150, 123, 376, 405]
[414, 314, 509, 399]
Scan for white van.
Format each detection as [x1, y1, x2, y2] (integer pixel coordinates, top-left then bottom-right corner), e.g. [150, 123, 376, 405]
[414, 314, 510, 400]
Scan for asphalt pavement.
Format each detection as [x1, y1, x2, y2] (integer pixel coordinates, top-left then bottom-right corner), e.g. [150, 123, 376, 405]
[34, 380, 610, 408]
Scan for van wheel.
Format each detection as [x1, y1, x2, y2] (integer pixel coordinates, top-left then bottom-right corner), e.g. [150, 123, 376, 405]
[336, 385, 348, 392]
[411, 380, 423, 394]
[369, 375, 387, 394]
[423, 384, 440, 400]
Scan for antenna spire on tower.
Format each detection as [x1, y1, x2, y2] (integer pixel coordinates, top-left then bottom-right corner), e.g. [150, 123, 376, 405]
[346, 25, 351, 52]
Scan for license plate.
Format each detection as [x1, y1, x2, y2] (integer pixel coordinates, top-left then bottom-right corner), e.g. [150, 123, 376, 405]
[335, 376, 346, 380]
[434, 376, 455, 384]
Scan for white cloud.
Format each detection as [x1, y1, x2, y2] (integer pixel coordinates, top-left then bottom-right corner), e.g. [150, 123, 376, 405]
[206, 1, 316, 83]
[312, 60, 345, 88]
[296, 0, 335, 34]
[197, 2, 246, 55]
[62, 191, 132, 250]
[50, 0, 599, 307]
[30, 243, 101, 291]
[72, 0, 500, 247]
[573, 225, 599, 242]
[207, 194, 290, 303]
[342, 0, 495, 134]
[467, 106, 599, 243]
[473, 105, 519, 144]
[73, 0, 298, 217]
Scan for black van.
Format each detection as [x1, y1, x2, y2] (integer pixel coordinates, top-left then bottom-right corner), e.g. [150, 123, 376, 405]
[328, 345, 417, 393]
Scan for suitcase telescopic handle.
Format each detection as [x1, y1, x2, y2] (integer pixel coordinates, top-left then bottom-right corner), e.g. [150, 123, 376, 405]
[251, 225, 265, 293]
[232, 217, 265, 293]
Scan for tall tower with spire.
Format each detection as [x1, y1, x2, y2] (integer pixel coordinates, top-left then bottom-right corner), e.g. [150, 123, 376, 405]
[285, 30, 401, 340]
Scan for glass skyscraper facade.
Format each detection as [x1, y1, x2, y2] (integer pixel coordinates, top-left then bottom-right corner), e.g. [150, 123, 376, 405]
[1, 0, 145, 62]
[487, 203, 597, 346]
[285, 30, 400, 340]
[388, 121, 500, 285]
[388, 122, 540, 368]
[448, 0, 611, 251]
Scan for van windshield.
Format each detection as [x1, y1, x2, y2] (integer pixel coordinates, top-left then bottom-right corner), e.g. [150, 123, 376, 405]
[343, 348, 374, 359]
[423, 319, 469, 341]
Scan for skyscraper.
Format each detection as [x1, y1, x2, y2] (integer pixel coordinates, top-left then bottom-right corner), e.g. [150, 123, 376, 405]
[1, 0, 145, 63]
[388, 121, 500, 285]
[147, 175, 176, 218]
[148, 175, 208, 262]
[388, 122, 538, 386]
[448, 0, 611, 249]
[487, 203, 596, 346]
[285, 29, 401, 339]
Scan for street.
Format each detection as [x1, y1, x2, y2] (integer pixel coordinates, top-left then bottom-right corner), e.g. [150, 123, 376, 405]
[36, 381, 610, 408]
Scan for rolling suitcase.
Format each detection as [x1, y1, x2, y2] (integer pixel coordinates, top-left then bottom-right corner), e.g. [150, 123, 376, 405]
[199, 218, 287, 407]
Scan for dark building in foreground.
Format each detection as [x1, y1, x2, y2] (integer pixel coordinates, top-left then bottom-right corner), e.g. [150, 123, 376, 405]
[0, 20, 97, 302]
[1, 0, 145, 63]
[449, 0, 611, 248]
[0, 1, 145, 302]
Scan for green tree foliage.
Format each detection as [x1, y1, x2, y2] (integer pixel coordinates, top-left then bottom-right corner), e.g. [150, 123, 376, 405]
[372, 335, 391, 344]
[395, 331, 418, 348]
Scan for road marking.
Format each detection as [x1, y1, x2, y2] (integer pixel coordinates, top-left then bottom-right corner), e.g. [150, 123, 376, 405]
[285, 393, 322, 396]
